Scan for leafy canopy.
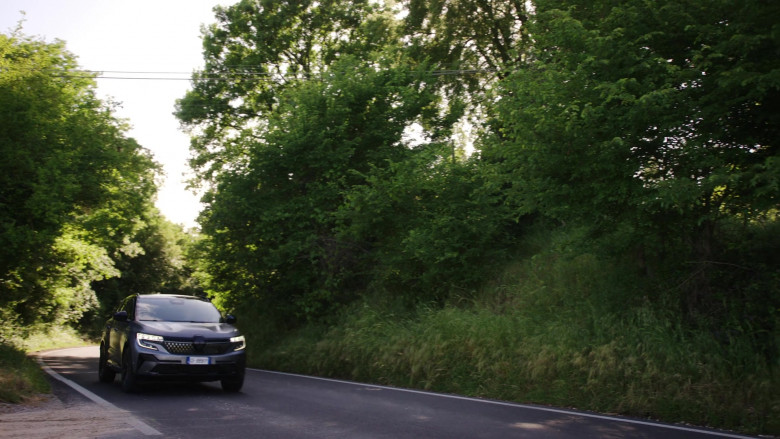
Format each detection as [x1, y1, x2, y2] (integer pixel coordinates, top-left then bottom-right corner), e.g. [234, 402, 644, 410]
[0, 30, 162, 326]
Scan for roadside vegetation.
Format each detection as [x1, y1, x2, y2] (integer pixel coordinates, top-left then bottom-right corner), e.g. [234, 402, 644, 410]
[2, 0, 777, 436]
[180, 1, 778, 434]
[0, 27, 201, 404]
[0, 325, 89, 403]
[0, 343, 49, 404]
[244, 223, 779, 434]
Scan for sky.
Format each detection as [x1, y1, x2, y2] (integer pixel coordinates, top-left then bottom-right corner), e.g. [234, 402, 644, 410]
[0, 0, 238, 229]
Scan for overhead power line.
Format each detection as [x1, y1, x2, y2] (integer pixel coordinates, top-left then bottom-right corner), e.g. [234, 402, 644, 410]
[46, 68, 502, 82]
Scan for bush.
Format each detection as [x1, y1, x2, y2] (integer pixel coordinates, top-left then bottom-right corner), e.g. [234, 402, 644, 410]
[246, 232, 780, 435]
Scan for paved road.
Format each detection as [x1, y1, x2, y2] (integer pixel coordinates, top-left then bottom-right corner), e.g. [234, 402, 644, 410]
[39, 347, 755, 439]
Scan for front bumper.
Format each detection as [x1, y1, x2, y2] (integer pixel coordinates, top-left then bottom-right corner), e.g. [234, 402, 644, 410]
[134, 349, 246, 382]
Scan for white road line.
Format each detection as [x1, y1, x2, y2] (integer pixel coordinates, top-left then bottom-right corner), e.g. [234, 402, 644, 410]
[37, 355, 162, 436]
[251, 368, 758, 439]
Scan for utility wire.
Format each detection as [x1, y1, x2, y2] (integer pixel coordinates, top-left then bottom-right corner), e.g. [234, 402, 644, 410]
[44, 67, 502, 82]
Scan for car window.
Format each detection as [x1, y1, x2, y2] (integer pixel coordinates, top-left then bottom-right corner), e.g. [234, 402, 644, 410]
[135, 297, 222, 323]
[119, 296, 136, 320]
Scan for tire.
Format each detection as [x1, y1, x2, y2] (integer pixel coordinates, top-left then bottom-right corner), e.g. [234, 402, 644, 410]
[98, 344, 116, 383]
[120, 349, 137, 393]
[221, 374, 244, 392]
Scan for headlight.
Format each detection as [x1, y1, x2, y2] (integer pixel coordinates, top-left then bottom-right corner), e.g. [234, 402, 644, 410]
[230, 335, 246, 351]
[137, 333, 164, 350]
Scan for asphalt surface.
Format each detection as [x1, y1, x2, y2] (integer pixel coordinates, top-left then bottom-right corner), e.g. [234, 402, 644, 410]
[38, 347, 757, 439]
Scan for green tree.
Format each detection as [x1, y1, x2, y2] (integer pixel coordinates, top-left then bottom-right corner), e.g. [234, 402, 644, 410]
[85, 209, 203, 332]
[177, 1, 470, 322]
[179, 0, 534, 320]
[177, 0, 393, 184]
[403, 0, 531, 77]
[485, 0, 779, 311]
[400, 0, 535, 153]
[0, 30, 160, 326]
[196, 55, 436, 321]
[337, 144, 516, 303]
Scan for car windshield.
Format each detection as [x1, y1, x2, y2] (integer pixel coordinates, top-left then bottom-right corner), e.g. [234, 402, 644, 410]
[135, 296, 222, 323]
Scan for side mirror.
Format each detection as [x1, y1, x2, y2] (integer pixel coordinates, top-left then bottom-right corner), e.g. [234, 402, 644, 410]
[113, 310, 128, 322]
[225, 314, 237, 324]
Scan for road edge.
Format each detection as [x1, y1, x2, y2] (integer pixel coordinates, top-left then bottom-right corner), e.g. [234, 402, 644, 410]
[36, 349, 162, 436]
[254, 368, 762, 439]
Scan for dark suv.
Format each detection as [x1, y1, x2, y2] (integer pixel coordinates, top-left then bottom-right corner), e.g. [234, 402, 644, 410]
[98, 294, 246, 392]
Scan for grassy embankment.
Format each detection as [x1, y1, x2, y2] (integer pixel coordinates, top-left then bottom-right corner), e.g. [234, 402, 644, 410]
[0, 326, 90, 403]
[240, 230, 780, 436]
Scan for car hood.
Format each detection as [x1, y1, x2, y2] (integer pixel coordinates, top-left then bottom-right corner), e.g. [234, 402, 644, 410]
[135, 321, 241, 339]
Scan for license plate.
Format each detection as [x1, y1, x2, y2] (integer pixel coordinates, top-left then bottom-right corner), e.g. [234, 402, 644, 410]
[186, 357, 211, 365]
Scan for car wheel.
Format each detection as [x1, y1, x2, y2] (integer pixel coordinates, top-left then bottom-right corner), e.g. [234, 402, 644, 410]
[98, 344, 116, 383]
[121, 349, 137, 393]
[221, 374, 244, 392]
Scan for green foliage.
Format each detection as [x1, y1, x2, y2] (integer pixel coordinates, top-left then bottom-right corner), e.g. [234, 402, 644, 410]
[0, 342, 50, 403]
[0, 326, 89, 405]
[250, 229, 779, 435]
[177, 1, 423, 322]
[196, 54, 439, 322]
[36, 226, 120, 324]
[0, 30, 166, 329]
[83, 211, 204, 334]
[4, 324, 90, 353]
[179, 2, 778, 433]
[404, 0, 531, 75]
[338, 148, 518, 303]
[483, 0, 780, 315]
[177, 0, 392, 183]
[178, 0, 532, 323]
[491, 0, 779, 219]
[183, 0, 778, 373]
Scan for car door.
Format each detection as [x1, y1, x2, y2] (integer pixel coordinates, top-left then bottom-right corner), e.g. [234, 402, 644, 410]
[105, 301, 122, 367]
[107, 296, 135, 366]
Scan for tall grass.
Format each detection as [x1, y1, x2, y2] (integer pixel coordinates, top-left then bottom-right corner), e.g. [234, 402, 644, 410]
[0, 343, 50, 403]
[0, 324, 90, 403]
[10, 324, 92, 352]
[242, 238, 779, 435]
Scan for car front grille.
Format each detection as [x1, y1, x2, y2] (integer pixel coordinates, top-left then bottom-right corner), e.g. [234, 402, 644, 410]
[163, 340, 232, 355]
